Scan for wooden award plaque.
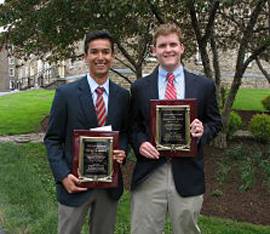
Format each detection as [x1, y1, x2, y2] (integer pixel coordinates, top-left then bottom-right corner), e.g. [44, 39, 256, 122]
[150, 99, 198, 157]
[72, 130, 119, 188]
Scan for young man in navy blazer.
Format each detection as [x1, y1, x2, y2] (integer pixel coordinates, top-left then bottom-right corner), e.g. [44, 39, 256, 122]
[44, 31, 129, 234]
[130, 23, 222, 234]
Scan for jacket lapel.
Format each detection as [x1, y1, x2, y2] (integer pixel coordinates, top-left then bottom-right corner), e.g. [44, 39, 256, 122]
[148, 66, 159, 99]
[78, 76, 98, 126]
[184, 69, 197, 98]
[107, 81, 119, 125]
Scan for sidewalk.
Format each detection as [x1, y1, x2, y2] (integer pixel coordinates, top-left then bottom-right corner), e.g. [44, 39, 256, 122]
[0, 132, 44, 143]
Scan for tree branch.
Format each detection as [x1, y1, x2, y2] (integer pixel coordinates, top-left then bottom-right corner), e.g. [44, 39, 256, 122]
[256, 57, 270, 83]
[110, 68, 132, 84]
[146, 0, 165, 24]
[114, 56, 136, 74]
[202, 1, 220, 43]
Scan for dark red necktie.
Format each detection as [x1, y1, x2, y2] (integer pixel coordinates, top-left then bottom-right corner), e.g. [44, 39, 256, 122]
[165, 73, 177, 99]
[95, 87, 106, 126]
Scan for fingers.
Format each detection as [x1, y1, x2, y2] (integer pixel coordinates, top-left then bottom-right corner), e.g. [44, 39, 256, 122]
[139, 141, 160, 159]
[190, 118, 204, 138]
[113, 150, 126, 164]
[62, 174, 88, 194]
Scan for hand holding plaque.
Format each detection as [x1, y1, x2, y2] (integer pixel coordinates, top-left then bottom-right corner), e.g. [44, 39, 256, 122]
[150, 99, 197, 157]
[72, 130, 119, 188]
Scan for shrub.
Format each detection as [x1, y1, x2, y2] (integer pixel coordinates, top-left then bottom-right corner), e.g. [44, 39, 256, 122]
[227, 111, 242, 138]
[262, 95, 270, 112]
[249, 114, 270, 143]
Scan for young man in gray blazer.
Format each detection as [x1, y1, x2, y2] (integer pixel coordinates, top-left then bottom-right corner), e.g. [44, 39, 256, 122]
[44, 31, 129, 234]
[130, 23, 222, 234]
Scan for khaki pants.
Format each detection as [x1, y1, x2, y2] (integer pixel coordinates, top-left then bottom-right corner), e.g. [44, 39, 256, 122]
[131, 161, 203, 234]
[58, 189, 117, 234]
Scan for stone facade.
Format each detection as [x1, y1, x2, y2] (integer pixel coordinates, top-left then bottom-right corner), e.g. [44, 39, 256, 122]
[2, 41, 270, 91]
[0, 47, 9, 91]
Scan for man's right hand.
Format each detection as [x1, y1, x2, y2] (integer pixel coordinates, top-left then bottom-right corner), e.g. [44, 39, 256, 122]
[139, 141, 160, 159]
[62, 174, 88, 193]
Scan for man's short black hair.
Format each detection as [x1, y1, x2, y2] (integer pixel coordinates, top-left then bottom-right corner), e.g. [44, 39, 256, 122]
[84, 31, 114, 54]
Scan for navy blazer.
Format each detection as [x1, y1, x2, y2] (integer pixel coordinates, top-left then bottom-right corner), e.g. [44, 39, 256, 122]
[44, 76, 130, 206]
[129, 67, 222, 197]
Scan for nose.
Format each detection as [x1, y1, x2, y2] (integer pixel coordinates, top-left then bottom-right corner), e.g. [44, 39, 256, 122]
[164, 44, 171, 52]
[97, 52, 104, 59]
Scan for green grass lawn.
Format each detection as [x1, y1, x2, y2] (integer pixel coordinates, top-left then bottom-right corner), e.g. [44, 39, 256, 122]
[0, 89, 54, 135]
[0, 142, 269, 234]
[232, 88, 270, 111]
[0, 88, 268, 136]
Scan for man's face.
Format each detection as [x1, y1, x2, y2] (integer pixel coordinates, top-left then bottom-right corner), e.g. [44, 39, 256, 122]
[85, 39, 113, 82]
[152, 33, 184, 72]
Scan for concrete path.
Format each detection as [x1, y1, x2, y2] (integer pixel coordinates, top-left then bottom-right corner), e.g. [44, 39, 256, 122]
[0, 90, 19, 96]
[0, 132, 44, 143]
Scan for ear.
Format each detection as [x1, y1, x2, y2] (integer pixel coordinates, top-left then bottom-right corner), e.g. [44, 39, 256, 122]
[150, 45, 156, 57]
[180, 43, 185, 53]
[84, 53, 88, 63]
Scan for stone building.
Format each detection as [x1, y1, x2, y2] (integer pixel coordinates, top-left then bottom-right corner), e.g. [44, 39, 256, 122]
[2, 40, 270, 91]
[0, 46, 9, 91]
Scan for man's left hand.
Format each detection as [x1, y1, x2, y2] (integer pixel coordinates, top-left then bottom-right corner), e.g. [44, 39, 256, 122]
[190, 118, 204, 138]
[113, 150, 126, 164]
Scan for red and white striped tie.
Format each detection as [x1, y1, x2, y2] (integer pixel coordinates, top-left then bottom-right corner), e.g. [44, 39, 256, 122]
[95, 87, 106, 126]
[165, 73, 177, 99]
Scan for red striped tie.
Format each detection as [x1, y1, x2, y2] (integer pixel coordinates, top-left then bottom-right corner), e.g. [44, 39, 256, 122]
[165, 73, 177, 99]
[95, 87, 106, 126]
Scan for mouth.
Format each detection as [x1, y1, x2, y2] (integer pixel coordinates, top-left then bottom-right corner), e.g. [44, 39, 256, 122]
[164, 54, 176, 59]
[95, 63, 106, 68]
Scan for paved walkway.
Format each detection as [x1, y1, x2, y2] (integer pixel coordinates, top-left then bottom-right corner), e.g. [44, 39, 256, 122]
[0, 130, 253, 144]
[0, 132, 44, 143]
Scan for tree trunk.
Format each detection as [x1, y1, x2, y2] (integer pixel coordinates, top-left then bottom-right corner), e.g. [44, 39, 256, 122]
[211, 131, 227, 149]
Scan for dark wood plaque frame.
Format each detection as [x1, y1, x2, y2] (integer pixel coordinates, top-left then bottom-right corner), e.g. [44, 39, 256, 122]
[150, 99, 198, 157]
[72, 130, 119, 188]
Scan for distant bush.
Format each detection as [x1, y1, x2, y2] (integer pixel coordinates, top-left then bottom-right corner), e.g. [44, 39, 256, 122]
[249, 114, 270, 143]
[262, 95, 270, 112]
[227, 111, 242, 138]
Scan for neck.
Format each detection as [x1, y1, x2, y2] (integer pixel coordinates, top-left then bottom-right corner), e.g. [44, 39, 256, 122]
[90, 73, 108, 85]
[160, 64, 181, 73]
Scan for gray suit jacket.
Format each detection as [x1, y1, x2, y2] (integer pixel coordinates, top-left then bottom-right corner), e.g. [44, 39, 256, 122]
[44, 76, 130, 206]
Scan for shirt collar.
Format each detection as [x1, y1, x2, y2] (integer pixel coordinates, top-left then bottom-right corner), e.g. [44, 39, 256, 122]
[159, 65, 184, 83]
[87, 73, 109, 95]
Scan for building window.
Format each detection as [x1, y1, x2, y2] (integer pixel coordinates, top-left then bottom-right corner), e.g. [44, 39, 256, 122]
[9, 68, 15, 77]
[8, 57, 15, 65]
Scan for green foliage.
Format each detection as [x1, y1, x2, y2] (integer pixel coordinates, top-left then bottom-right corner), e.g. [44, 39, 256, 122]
[210, 189, 224, 197]
[239, 158, 255, 192]
[249, 114, 270, 143]
[217, 144, 270, 193]
[261, 95, 270, 112]
[227, 111, 242, 138]
[0, 89, 54, 135]
[225, 144, 246, 161]
[216, 160, 231, 184]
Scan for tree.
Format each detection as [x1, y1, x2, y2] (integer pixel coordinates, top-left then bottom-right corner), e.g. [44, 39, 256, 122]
[148, 0, 270, 146]
[0, 0, 156, 81]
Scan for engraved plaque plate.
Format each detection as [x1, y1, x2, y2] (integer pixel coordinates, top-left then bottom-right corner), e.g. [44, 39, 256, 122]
[150, 99, 197, 157]
[72, 130, 119, 188]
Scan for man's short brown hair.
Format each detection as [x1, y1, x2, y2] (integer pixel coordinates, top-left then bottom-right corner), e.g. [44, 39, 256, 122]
[153, 23, 182, 46]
